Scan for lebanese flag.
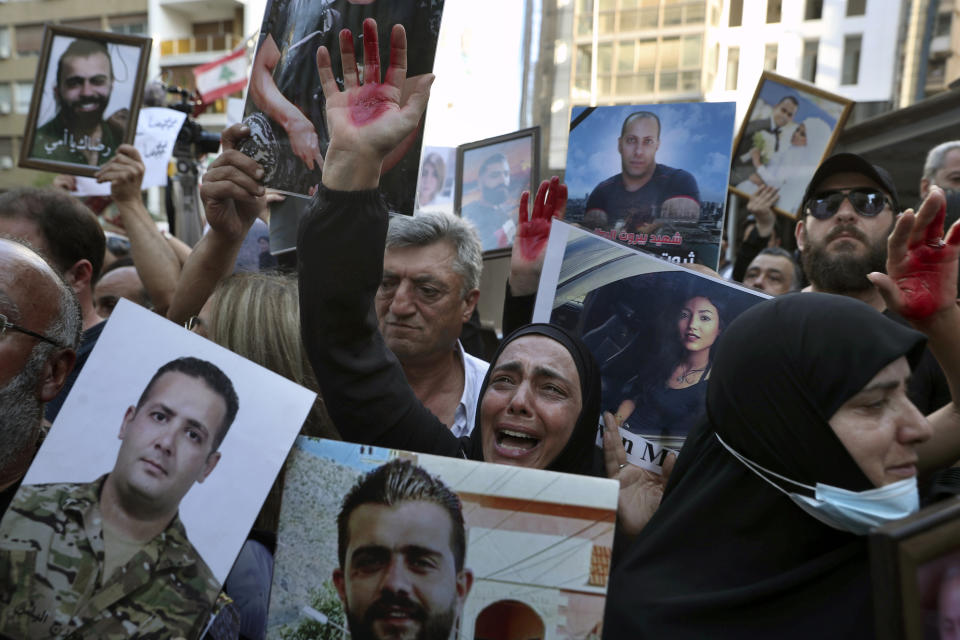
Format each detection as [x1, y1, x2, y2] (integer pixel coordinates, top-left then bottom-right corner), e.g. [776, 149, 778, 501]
[194, 47, 248, 104]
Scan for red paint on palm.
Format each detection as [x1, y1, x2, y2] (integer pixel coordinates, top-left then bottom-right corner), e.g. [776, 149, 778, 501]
[349, 84, 394, 126]
[896, 201, 951, 321]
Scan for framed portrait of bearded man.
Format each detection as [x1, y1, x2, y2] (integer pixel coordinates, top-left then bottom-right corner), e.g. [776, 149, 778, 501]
[19, 25, 151, 177]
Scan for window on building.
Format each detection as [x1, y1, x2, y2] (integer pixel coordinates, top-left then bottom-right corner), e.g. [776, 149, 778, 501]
[0, 84, 11, 114]
[0, 27, 9, 59]
[766, 0, 782, 22]
[0, 138, 12, 160]
[597, 41, 614, 96]
[664, 5, 683, 25]
[685, 2, 706, 24]
[574, 45, 592, 92]
[729, 0, 743, 26]
[805, 0, 823, 19]
[14, 82, 32, 114]
[617, 40, 636, 72]
[726, 46, 739, 90]
[682, 34, 702, 67]
[801, 39, 819, 82]
[110, 13, 148, 36]
[935, 12, 952, 37]
[764, 43, 778, 71]
[846, 0, 866, 16]
[841, 34, 862, 84]
[62, 18, 103, 30]
[15, 23, 44, 57]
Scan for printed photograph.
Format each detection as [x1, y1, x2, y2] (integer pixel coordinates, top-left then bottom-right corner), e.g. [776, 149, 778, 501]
[238, 0, 445, 213]
[564, 102, 736, 270]
[871, 498, 960, 640]
[266, 437, 619, 640]
[533, 221, 766, 469]
[415, 145, 457, 215]
[0, 300, 316, 640]
[19, 25, 151, 177]
[729, 71, 853, 218]
[456, 127, 540, 253]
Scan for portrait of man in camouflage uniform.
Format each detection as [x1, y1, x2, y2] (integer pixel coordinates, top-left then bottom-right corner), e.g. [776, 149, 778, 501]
[0, 356, 239, 640]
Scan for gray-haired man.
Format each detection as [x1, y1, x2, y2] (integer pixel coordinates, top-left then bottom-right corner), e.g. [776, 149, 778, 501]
[377, 213, 488, 436]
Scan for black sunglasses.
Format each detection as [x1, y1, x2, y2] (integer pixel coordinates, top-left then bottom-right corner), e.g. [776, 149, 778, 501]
[804, 188, 892, 220]
[0, 313, 66, 348]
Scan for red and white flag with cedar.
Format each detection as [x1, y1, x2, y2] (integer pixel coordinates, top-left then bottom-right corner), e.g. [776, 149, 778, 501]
[193, 47, 248, 104]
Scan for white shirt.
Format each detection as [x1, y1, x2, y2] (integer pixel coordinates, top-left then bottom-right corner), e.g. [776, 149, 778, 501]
[450, 341, 489, 438]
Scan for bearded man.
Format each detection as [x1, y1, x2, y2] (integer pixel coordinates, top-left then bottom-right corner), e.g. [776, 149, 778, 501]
[796, 153, 950, 414]
[0, 237, 80, 512]
[32, 38, 125, 166]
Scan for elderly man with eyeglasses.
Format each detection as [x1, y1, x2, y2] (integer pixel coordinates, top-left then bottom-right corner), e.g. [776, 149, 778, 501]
[0, 237, 80, 513]
[795, 153, 951, 416]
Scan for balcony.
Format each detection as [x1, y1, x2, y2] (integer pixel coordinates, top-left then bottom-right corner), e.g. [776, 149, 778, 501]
[160, 33, 241, 57]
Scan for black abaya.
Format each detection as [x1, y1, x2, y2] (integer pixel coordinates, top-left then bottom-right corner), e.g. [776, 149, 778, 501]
[603, 292, 926, 639]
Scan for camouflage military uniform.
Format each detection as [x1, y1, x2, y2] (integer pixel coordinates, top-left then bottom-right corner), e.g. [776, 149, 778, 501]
[0, 476, 221, 640]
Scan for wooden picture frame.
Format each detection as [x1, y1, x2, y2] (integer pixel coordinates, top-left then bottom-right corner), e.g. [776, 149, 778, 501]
[729, 71, 853, 219]
[19, 24, 151, 177]
[870, 496, 960, 639]
[455, 126, 540, 257]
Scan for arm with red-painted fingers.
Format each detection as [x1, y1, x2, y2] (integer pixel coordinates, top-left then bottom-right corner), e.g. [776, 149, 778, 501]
[95, 145, 181, 316]
[297, 19, 458, 455]
[502, 177, 567, 335]
[868, 186, 960, 471]
[166, 124, 266, 324]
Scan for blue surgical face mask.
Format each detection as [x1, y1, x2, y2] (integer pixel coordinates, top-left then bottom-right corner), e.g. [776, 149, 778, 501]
[716, 433, 919, 536]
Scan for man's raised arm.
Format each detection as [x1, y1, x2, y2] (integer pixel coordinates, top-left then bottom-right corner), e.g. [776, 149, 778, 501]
[296, 19, 456, 454]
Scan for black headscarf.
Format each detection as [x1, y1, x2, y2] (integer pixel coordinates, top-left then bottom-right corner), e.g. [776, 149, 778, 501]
[466, 323, 602, 476]
[603, 293, 927, 639]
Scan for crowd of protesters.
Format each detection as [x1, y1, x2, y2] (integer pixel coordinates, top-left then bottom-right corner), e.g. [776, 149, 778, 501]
[2, 16, 960, 640]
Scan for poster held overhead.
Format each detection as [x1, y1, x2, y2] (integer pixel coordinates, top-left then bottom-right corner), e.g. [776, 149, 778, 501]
[238, 0, 446, 255]
[455, 127, 540, 255]
[729, 71, 853, 219]
[564, 102, 736, 270]
[19, 25, 152, 178]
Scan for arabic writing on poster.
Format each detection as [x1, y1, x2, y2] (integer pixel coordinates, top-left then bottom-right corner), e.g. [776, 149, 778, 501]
[71, 108, 189, 197]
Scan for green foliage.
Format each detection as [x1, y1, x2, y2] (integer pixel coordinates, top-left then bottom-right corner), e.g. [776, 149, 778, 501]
[278, 579, 347, 640]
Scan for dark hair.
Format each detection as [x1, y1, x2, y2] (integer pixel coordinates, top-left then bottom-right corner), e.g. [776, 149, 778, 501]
[661, 290, 728, 380]
[337, 459, 466, 571]
[777, 96, 799, 108]
[621, 111, 661, 139]
[0, 188, 106, 284]
[57, 38, 113, 87]
[136, 357, 239, 452]
[478, 153, 508, 176]
[755, 247, 802, 291]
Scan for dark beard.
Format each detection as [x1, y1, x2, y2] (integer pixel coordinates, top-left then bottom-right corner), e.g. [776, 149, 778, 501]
[346, 592, 457, 640]
[61, 96, 109, 135]
[801, 224, 888, 294]
[482, 184, 509, 206]
[0, 348, 45, 472]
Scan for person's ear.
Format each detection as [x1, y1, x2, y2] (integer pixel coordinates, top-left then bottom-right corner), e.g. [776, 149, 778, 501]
[920, 178, 931, 200]
[456, 568, 474, 602]
[795, 219, 806, 251]
[36, 348, 77, 403]
[64, 259, 94, 295]
[332, 567, 348, 607]
[461, 289, 480, 322]
[118, 405, 136, 439]
[197, 450, 221, 483]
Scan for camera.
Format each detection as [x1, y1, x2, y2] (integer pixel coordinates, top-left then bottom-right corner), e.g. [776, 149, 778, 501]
[164, 85, 221, 166]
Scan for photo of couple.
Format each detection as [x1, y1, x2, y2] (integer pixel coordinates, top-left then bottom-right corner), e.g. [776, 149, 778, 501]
[729, 73, 852, 217]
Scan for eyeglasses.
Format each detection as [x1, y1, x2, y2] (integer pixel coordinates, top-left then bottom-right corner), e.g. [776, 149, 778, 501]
[0, 313, 66, 348]
[804, 188, 892, 220]
[184, 316, 204, 332]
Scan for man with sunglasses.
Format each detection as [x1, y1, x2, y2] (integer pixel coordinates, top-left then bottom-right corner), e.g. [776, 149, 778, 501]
[0, 238, 80, 513]
[796, 153, 950, 415]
